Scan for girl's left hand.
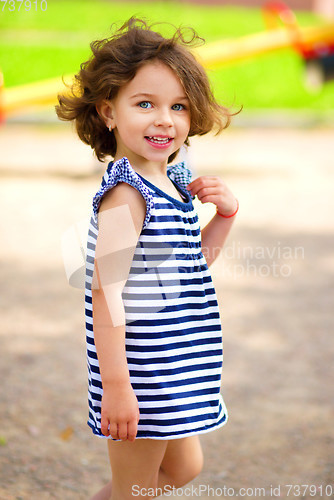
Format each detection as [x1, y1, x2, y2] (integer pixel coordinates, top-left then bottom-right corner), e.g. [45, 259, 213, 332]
[187, 176, 238, 217]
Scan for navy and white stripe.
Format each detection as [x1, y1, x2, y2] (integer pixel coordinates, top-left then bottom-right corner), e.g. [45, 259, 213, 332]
[85, 157, 227, 439]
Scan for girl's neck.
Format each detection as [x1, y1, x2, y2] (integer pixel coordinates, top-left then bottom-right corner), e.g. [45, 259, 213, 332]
[114, 155, 168, 180]
[113, 154, 185, 203]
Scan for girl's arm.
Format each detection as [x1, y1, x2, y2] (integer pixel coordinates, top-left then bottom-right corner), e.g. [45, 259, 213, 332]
[187, 176, 238, 268]
[92, 182, 146, 441]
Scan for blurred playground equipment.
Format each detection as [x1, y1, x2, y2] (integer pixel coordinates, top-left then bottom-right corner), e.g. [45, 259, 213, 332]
[1, 1, 334, 120]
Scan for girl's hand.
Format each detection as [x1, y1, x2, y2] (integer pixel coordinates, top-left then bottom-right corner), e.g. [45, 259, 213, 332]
[101, 381, 140, 441]
[187, 176, 238, 217]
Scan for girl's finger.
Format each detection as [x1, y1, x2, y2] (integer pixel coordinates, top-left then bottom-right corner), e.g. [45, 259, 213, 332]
[195, 186, 221, 199]
[118, 422, 129, 441]
[127, 419, 138, 442]
[109, 422, 119, 440]
[198, 194, 223, 205]
[188, 176, 219, 188]
[101, 416, 110, 436]
[188, 179, 220, 196]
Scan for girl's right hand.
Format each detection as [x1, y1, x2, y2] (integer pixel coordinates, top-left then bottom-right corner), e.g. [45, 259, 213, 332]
[101, 382, 140, 441]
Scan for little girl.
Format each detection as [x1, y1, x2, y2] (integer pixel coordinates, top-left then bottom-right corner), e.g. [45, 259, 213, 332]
[56, 18, 238, 500]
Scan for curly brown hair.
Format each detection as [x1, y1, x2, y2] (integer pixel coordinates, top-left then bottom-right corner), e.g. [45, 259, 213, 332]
[56, 17, 235, 163]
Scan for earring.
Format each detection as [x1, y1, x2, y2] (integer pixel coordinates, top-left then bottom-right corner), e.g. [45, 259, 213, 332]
[108, 124, 112, 132]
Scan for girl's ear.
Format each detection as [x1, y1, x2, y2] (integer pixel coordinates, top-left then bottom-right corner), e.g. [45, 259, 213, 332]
[96, 100, 115, 130]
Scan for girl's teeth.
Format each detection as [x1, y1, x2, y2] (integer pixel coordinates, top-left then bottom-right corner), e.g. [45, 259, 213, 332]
[148, 137, 171, 144]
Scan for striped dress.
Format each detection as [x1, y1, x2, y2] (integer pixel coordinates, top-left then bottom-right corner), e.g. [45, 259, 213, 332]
[85, 157, 227, 439]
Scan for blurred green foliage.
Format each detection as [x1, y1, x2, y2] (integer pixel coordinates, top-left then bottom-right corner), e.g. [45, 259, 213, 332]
[0, 0, 333, 109]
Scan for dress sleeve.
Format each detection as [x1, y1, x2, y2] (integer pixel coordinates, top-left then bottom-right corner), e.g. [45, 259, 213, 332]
[167, 162, 195, 200]
[92, 157, 154, 230]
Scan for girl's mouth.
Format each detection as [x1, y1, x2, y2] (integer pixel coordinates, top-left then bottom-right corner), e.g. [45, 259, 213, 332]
[145, 136, 173, 149]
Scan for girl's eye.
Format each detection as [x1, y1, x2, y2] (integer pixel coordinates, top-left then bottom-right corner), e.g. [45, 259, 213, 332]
[172, 104, 185, 111]
[138, 101, 152, 109]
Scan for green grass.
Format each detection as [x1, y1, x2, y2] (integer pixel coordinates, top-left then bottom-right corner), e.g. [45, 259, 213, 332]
[1, 0, 333, 110]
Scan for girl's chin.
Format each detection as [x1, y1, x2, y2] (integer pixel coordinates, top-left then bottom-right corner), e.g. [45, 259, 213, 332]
[141, 149, 176, 162]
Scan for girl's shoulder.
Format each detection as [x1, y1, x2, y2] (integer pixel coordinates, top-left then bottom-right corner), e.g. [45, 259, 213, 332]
[92, 157, 154, 230]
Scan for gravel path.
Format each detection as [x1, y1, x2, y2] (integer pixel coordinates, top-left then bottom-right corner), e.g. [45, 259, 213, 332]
[0, 123, 333, 499]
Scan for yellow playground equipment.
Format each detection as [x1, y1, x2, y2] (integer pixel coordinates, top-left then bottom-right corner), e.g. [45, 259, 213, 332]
[1, 1, 334, 120]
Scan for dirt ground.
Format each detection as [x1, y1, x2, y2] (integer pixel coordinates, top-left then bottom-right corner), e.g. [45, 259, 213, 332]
[0, 122, 333, 499]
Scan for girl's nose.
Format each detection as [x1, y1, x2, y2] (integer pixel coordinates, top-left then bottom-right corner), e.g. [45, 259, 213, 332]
[154, 107, 173, 127]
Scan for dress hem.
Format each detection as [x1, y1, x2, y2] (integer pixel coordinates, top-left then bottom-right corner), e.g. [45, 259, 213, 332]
[87, 410, 228, 441]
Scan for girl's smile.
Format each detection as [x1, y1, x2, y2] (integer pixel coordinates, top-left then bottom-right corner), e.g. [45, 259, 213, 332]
[144, 135, 174, 149]
[101, 61, 191, 169]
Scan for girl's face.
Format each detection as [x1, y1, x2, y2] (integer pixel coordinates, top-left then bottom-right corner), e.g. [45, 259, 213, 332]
[108, 61, 191, 168]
